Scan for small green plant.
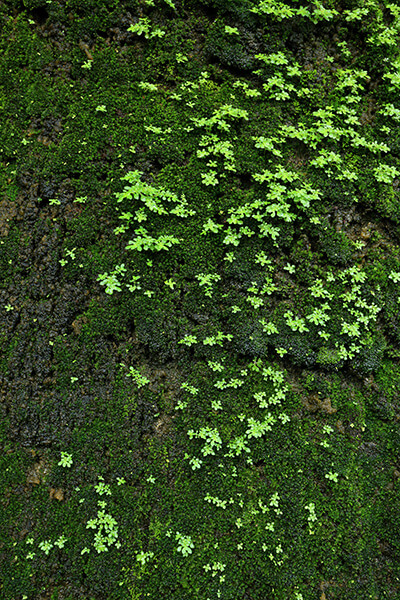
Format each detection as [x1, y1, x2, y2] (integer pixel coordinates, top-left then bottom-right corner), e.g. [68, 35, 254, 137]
[128, 18, 165, 39]
[58, 452, 73, 468]
[276, 347, 288, 357]
[245, 415, 275, 439]
[94, 477, 112, 496]
[201, 170, 219, 186]
[196, 272, 221, 297]
[176, 52, 188, 63]
[164, 278, 176, 289]
[208, 360, 225, 372]
[126, 275, 142, 292]
[341, 322, 360, 337]
[54, 535, 67, 549]
[178, 334, 198, 346]
[374, 163, 399, 183]
[138, 81, 158, 92]
[125, 366, 150, 388]
[97, 264, 127, 294]
[225, 25, 239, 35]
[187, 426, 222, 456]
[181, 382, 199, 395]
[38, 540, 54, 555]
[86, 505, 120, 553]
[305, 503, 317, 534]
[175, 532, 194, 556]
[136, 550, 155, 565]
[306, 306, 331, 326]
[184, 453, 203, 470]
[203, 332, 233, 346]
[125, 228, 181, 252]
[389, 271, 400, 283]
[284, 311, 309, 333]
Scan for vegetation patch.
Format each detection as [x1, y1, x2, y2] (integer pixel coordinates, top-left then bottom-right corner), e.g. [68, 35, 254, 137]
[1, 0, 400, 598]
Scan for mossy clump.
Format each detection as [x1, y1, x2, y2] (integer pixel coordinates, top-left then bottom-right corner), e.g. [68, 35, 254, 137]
[319, 227, 353, 266]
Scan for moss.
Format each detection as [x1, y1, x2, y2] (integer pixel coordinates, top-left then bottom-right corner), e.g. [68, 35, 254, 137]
[351, 332, 387, 375]
[2, 0, 400, 597]
[204, 19, 258, 71]
[316, 345, 344, 370]
[318, 226, 354, 266]
[0, 225, 20, 282]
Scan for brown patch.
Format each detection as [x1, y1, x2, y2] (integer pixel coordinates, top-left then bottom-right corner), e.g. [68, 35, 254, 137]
[359, 98, 376, 126]
[26, 459, 50, 485]
[26, 460, 48, 485]
[287, 153, 308, 169]
[363, 375, 379, 392]
[26, 471, 41, 485]
[49, 488, 64, 501]
[153, 413, 174, 437]
[71, 315, 88, 335]
[303, 393, 337, 414]
[78, 40, 93, 60]
[147, 365, 183, 411]
[0, 199, 18, 236]
[360, 224, 373, 240]
[336, 420, 345, 434]
[319, 398, 337, 414]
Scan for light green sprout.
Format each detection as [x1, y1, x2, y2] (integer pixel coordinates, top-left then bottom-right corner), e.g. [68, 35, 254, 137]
[58, 452, 73, 468]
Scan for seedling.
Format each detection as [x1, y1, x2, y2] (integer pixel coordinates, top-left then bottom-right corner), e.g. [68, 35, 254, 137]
[58, 452, 73, 468]
[175, 532, 194, 556]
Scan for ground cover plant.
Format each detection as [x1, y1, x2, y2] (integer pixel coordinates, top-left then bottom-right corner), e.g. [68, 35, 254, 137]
[1, 0, 400, 598]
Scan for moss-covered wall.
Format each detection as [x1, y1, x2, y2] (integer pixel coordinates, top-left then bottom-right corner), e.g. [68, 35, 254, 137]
[1, 0, 400, 598]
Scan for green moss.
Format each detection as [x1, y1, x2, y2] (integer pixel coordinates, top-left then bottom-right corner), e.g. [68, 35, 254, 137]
[319, 226, 354, 266]
[2, 0, 400, 597]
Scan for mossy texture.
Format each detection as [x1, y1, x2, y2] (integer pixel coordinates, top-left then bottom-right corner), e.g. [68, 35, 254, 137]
[1, 0, 400, 598]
